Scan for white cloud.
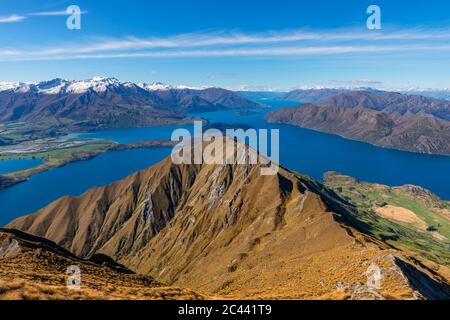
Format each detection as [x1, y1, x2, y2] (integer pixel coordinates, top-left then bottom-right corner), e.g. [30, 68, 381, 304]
[1, 26, 450, 61]
[20, 27, 450, 55]
[30, 10, 88, 16]
[0, 14, 26, 23]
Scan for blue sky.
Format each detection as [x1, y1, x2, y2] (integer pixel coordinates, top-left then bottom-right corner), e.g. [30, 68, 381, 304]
[2, 0, 450, 90]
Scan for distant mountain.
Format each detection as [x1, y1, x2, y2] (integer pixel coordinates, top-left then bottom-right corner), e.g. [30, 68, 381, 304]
[319, 91, 450, 121]
[280, 88, 385, 104]
[0, 77, 260, 130]
[7, 141, 450, 299]
[266, 104, 450, 155]
[0, 228, 203, 300]
[281, 88, 349, 104]
[236, 91, 286, 101]
[401, 89, 450, 101]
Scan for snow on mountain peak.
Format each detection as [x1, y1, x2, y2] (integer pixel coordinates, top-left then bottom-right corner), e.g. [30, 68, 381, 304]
[66, 77, 121, 94]
[0, 82, 33, 93]
[0, 82, 21, 92]
[138, 82, 174, 91]
[0, 77, 210, 95]
[138, 82, 208, 91]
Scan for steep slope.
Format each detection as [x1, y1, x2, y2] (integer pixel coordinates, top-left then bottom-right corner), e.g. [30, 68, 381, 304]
[319, 91, 450, 121]
[324, 172, 450, 267]
[0, 77, 260, 129]
[7, 141, 450, 299]
[0, 228, 203, 300]
[266, 104, 450, 155]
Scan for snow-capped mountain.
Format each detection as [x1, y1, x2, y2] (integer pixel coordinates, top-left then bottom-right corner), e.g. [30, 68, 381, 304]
[0, 77, 210, 95]
[0, 82, 31, 93]
[0, 77, 260, 129]
[138, 81, 210, 91]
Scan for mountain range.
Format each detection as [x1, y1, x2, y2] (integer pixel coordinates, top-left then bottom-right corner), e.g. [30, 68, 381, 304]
[318, 91, 450, 121]
[266, 89, 450, 155]
[0, 77, 260, 131]
[5, 141, 450, 299]
[266, 104, 450, 155]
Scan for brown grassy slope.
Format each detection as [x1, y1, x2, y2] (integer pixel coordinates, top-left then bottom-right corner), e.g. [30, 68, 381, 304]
[266, 104, 450, 155]
[0, 228, 203, 300]
[7, 142, 450, 299]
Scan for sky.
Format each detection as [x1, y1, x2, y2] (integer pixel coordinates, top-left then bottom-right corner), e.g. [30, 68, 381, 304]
[1, 0, 450, 91]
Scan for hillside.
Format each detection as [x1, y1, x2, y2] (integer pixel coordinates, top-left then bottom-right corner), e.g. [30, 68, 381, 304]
[7, 140, 450, 299]
[266, 104, 450, 155]
[0, 77, 260, 131]
[319, 91, 450, 121]
[281, 88, 350, 104]
[324, 172, 450, 266]
[0, 228, 203, 300]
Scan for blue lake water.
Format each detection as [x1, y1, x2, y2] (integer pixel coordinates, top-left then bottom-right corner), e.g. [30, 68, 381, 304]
[0, 99, 449, 226]
[78, 124, 192, 143]
[0, 158, 43, 174]
[0, 148, 171, 226]
[195, 102, 450, 201]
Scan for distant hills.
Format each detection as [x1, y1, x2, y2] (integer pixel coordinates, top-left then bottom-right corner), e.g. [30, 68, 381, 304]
[266, 89, 450, 155]
[0, 77, 260, 131]
[267, 103, 450, 155]
[6, 141, 450, 299]
[319, 91, 450, 121]
[401, 89, 450, 101]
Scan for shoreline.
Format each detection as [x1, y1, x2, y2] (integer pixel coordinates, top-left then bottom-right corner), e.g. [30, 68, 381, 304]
[0, 139, 175, 191]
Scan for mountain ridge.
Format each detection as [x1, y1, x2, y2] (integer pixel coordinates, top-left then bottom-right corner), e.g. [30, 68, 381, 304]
[319, 90, 450, 121]
[7, 140, 450, 299]
[0, 77, 260, 130]
[266, 104, 450, 155]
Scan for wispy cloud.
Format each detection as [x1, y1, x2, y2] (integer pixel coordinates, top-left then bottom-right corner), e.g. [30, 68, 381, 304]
[0, 14, 26, 23]
[30, 10, 87, 16]
[1, 26, 450, 61]
[22, 27, 450, 55]
[0, 8, 86, 24]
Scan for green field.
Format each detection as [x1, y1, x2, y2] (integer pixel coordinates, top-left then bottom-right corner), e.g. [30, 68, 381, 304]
[324, 172, 450, 267]
[0, 141, 114, 185]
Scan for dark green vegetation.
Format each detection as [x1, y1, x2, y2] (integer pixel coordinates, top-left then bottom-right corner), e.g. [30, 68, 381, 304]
[324, 172, 450, 267]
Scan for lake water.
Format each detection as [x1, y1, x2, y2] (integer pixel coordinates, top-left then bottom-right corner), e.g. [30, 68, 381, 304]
[0, 158, 43, 174]
[0, 148, 171, 226]
[78, 124, 192, 143]
[0, 99, 449, 226]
